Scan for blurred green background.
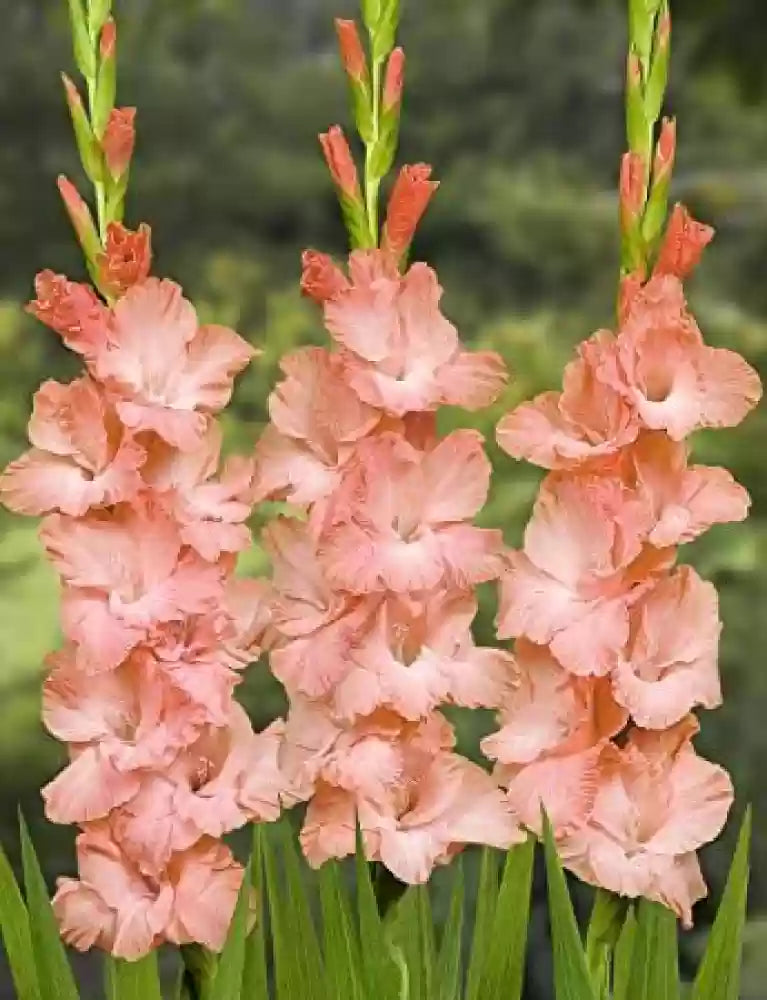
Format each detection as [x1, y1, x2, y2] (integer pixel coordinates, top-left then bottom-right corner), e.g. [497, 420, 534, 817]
[0, 0, 766, 996]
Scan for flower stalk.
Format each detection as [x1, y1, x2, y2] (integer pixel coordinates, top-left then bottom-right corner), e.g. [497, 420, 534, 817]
[487, 0, 761, 952]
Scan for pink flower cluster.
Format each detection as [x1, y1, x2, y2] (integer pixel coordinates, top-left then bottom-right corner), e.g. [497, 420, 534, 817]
[254, 236, 523, 883]
[484, 205, 762, 924]
[1, 231, 289, 959]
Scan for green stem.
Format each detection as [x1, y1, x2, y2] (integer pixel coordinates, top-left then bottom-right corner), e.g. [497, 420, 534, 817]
[85, 73, 108, 242]
[363, 56, 383, 246]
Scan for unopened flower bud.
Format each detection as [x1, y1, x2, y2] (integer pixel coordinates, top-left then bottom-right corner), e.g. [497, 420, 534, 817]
[57, 176, 103, 264]
[383, 48, 405, 114]
[335, 19, 367, 84]
[100, 18, 116, 60]
[382, 163, 439, 262]
[619, 151, 645, 231]
[319, 126, 362, 202]
[102, 107, 136, 179]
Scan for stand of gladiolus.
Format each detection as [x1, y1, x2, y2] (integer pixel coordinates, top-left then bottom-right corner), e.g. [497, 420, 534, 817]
[0, 0, 759, 998]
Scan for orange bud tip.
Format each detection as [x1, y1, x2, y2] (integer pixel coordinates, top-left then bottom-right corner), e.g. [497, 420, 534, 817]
[658, 9, 671, 47]
[100, 18, 117, 59]
[653, 116, 676, 179]
[61, 73, 83, 109]
[383, 48, 405, 112]
[57, 175, 89, 224]
[619, 151, 645, 229]
[382, 163, 439, 261]
[628, 52, 642, 85]
[335, 19, 367, 84]
[319, 125, 362, 201]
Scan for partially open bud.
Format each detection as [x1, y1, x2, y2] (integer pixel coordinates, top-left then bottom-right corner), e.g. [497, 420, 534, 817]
[319, 126, 362, 202]
[382, 163, 439, 262]
[57, 176, 102, 264]
[383, 47, 405, 114]
[300, 250, 349, 304]
[97, 222, 152, 299]
[27, 270, 108, 357]
[654, 203, 715, 280]
[102, 107, 136, 180]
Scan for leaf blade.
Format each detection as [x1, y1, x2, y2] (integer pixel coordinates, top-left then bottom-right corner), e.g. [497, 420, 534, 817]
[0, 842, 41, 1000]
[692, 807, 751, 1000]
[242, 825, 269, 1000]
[19, 814, 79, 1000]
[106, 954, 163, 1000]
[208, 858, 253, 1000]
[478, 835, 536, 1000]
[436, 858, 464, 1000]
[542, 814, 596, 1000]
[465, 847, 499, 1000]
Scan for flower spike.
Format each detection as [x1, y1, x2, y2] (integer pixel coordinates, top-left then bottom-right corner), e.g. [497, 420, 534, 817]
[2, 0, 290, 968]
[489, 0, 761, 932]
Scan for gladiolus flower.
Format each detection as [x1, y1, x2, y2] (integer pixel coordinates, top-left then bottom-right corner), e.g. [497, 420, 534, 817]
[560, 719, 732, 928]
[94, 278, 255, 450]
[54, 829, 245, 959]
[323, 251, 507, 414]
[597, 275, 761, 439]
[0, 377, 145, 516]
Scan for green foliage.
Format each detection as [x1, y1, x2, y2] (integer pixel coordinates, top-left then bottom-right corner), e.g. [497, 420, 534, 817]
[103, 956, 162, 1000]
[692, 808, 752, 1000]
[0, 815, 755, 999]
[542, 816, 596, 1000]
[18, 814, 79, 1000]
[0, 842, 40, 1000]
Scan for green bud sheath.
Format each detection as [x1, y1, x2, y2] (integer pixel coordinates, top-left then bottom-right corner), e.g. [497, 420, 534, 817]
[62, 74, 104, 183]
[88, 0, 112, 37]
[92, 47, 116, 138]
[67, 0, 97, 79]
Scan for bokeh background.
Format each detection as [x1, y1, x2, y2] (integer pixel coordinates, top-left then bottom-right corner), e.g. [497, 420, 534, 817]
[1, 0, 766, 996]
